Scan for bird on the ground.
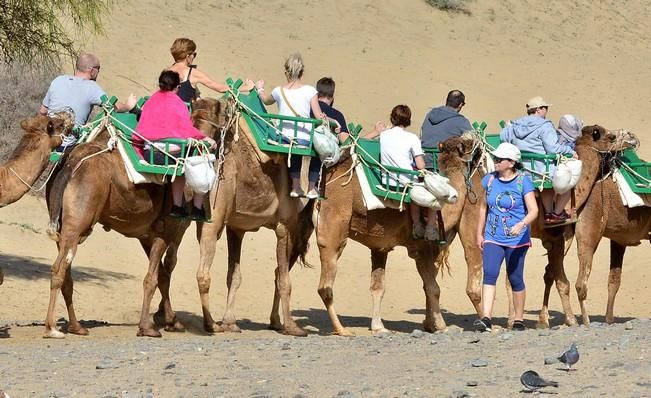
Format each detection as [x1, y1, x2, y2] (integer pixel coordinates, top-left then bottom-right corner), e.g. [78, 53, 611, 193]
[520, 370, 559, 392]
[558, 342, 580, 371]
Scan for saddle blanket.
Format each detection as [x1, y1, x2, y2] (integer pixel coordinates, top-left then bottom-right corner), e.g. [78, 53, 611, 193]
[614, 169, 651, 207]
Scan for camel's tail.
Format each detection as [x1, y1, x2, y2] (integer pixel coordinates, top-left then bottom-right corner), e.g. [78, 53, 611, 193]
[289, 199, 316, 269]
[46, 159, 75, 242]
[435, 244, 452, 277]
[563, 225, 576, 256]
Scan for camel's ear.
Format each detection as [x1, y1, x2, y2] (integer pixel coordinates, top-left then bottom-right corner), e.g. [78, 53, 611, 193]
[456, 143, 464, 156]
[438, 142, 444, 151]
[47, 120, 55, 135]
[592, 128, 601, 141]
[20, 117, 37, 132]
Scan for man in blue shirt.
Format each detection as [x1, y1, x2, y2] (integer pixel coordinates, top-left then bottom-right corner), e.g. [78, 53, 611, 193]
[39, 52, 136, 149]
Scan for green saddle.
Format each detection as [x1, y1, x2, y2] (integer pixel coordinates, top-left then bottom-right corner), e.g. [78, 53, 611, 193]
[49, 95, 205, 177]
[617, 149, 651, 194]
[229, 78, 324, 158]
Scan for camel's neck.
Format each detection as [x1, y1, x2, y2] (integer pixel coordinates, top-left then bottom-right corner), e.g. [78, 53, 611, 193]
[0, 139, 52, 206]
[573, 143, 605, 210]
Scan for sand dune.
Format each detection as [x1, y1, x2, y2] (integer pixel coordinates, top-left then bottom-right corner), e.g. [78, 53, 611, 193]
[1, 0, 650, 338]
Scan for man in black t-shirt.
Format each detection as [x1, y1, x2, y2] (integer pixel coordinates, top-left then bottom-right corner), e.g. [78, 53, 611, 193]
[310, 77, 349, 143]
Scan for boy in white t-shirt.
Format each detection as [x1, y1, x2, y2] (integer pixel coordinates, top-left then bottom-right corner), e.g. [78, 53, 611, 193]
[256, 53, 329, 199]
[365, 105, 440, 241]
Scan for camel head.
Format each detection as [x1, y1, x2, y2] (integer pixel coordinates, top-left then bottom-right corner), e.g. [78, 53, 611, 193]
[578, 125, 640, 153]
[437, 132, 482, 173]
[0, 115, 67, 207]
[191, 98, 229, 140]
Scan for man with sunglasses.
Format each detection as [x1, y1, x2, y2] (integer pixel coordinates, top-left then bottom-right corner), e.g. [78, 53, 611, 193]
[499, 96, 577, 223]
[39, 52, 136, 149]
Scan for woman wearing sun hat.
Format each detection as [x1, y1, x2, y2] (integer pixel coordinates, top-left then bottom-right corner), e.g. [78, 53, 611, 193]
[475, 142, 539, 332]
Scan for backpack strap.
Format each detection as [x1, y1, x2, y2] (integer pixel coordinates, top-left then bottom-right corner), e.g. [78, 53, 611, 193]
[486, 172, 496, 196]
[516, 173, 524, 195]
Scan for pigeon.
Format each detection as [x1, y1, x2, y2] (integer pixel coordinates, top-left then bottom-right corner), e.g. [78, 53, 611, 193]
[520, 370, 559, 392]
[558, 342, 580, 371]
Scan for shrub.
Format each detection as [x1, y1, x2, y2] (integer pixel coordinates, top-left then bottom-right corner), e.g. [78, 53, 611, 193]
[0, 64, 57, 164]
[424, 0, 471, 15]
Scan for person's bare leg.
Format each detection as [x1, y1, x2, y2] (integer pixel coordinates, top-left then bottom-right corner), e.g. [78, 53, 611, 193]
[172, 176, 185, 206]
[540, 189, 554, 214]
[512, 289, 526, 320]
[193, 193, 205, 209]
[481, 284, 496, 319]
[553, 191, 571, 215]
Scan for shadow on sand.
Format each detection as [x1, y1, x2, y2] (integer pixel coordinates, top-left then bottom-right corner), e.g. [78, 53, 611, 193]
[0, 252, 136, 285]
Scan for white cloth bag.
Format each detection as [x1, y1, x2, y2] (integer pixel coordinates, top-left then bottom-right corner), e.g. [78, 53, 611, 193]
[312, 124, 341, 167]
[184, 153, 216, 194]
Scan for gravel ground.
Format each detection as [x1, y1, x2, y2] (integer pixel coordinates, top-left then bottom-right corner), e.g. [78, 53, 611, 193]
[0, 319, 649, 397]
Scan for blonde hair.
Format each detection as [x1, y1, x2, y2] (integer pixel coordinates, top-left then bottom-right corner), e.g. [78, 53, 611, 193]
[170, 38, 196, 62]
[284, 53, 304, 80]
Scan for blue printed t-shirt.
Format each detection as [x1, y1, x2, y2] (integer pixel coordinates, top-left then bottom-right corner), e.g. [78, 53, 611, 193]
[481, 172, 535, 247]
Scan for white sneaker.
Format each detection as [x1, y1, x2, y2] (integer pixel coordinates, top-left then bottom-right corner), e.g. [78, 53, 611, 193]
[289, 190, 304, 198]
[305, 189, 319, 199]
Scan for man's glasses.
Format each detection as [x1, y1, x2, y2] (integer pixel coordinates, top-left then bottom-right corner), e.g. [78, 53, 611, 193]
[92, 65, 101, 72]
[493, 157, 509, 163]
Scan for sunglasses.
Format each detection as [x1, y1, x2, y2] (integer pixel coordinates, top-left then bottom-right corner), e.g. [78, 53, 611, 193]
[92, 65, 101, 71]
[191, 52, 197, 57]
[493, 157, 510, 163]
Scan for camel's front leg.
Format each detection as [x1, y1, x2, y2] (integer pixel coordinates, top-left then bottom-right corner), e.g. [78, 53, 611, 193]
[575, 220, 603, 326]
[45, 240, 79, 339]
[538, 262, 555, 328]
[137, 237, 166, 338]
[155, 240, 185, 333]
[197, 219, 225, 333]
[62, 265, 87, 336]
[274, 223, 306, 336]
[370, 249, 389, 334]
[458, 222, 482, 316]
[221, 228, 244, 333]
[316, 214, 351, 336]
[411, 244, 446, 332]
[605, 240, 626, 324]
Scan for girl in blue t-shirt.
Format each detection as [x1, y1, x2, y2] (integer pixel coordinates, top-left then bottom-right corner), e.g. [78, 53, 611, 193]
[475, 143, 539, 332]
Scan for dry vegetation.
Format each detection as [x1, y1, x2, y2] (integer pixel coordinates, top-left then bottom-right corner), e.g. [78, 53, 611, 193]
[0, 64, 56, 163]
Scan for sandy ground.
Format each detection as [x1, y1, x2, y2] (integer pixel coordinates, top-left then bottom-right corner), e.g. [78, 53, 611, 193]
[1, 1, 651, 396]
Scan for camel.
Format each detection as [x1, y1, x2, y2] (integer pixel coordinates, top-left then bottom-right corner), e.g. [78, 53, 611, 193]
[0, 112, 189, 338]
[313, 133, 485, 335]
[193, 98, 315, 337]
[486, 125, 640, 328]
[565, 146, 650, 325]
[0, 115, 67, 207]
[40, 99, 232, 338]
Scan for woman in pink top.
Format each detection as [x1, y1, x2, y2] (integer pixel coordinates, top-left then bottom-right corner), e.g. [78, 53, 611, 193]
[135, 70, 216, 220]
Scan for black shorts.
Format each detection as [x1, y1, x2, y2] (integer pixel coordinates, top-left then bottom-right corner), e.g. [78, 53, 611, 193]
[143, 148, 181, 165]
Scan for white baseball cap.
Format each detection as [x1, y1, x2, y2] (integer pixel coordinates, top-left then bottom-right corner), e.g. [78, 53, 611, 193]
[526, 96, 551, 109]
[492, 142, 521, 162]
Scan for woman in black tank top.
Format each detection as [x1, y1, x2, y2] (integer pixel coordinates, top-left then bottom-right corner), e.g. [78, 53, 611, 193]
[177, 65, 197, 102]
[168, 38, 255, 101]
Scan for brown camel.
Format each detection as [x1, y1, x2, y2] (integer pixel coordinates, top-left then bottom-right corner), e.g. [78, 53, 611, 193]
[508, 126, 639, 328]
[314, 133, 485, 335]
[193, 99, 314, 337]
[0, 115, 66, 207]
[566, 145, 649, 325]
[41, 100, 229, 338]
